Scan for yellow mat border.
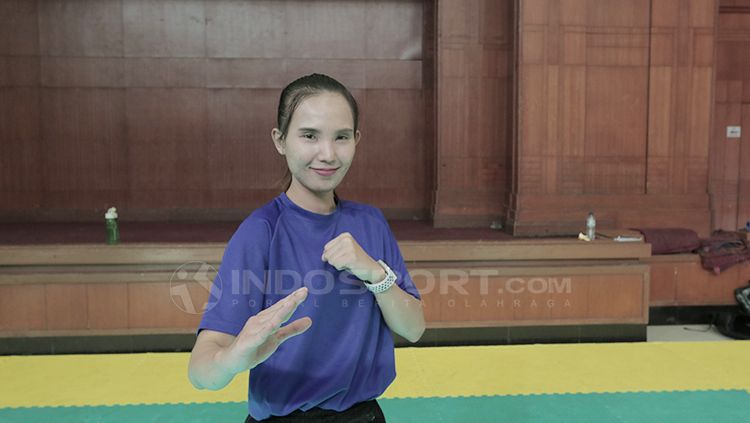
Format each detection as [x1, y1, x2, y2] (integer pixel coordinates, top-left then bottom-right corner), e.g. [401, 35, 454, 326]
[1, 341, 749, 408]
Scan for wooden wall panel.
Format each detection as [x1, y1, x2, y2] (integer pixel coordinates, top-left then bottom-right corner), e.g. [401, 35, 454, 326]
[588, 274, 645, 319]
[649, 255, 750, 306]
[712, 1, 750, 230]
[41, 88, 128, 209]
[126, 88, 209, 208]
[649, 0, 715, 201]
[206, 89, 283, 205]
[648, 261, 677, 304]
[0, 0, 432, 221]
[434, 0, 514, 227]
[0, 1, 41, 212]
[123, 0, 206, 58]
[205, 1, 286, 58]
[38, 0, 123, 57]
[0, 88, 41, 210]
[404, 265, 647, 326]
[45, 283, 88, 330]
[740, 107, 750, 227]
[87, 283, 129, 330]
[342, 89, 427, 212]
[0, 1, 39, 56]
[0, 284, 46, 331]
[511, 0, 716, 236]
[128, 282, 203, 329]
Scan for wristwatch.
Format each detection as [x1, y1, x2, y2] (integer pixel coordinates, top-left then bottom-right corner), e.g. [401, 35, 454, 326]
[364, 260, 397, 294]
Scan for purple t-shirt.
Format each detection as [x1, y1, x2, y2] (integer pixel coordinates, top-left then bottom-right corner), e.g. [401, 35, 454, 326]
[197, 192, 421, 420]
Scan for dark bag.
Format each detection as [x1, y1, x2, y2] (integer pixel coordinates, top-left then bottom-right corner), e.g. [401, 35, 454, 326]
[715, 282, 750, 340]
[736, 283, 750, 315]
[716, 312, 750, 340]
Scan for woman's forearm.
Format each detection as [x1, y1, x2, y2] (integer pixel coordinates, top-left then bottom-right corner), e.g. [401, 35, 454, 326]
[373, 283, 426, 343]
[188, 338, 242, 391]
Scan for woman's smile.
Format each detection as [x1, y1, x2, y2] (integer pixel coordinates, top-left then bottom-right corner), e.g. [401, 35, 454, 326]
[311, 167, 339, 177]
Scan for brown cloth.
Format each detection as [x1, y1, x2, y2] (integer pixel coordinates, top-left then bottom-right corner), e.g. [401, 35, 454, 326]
[630, 227, 701, 255]
[696, 230, 750, 275]
[632, 228, 750, 274]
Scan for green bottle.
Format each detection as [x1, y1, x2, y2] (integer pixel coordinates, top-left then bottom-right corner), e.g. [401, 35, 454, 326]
[105, 207, 119, 245]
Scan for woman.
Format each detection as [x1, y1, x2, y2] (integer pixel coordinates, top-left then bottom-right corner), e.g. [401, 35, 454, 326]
[188, 73, 425, 422]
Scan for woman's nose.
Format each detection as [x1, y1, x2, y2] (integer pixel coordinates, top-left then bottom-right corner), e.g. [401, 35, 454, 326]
[317, 139, 336, 162]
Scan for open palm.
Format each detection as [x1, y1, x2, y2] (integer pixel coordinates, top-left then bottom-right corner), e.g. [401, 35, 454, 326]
[232, 287, 312, 371]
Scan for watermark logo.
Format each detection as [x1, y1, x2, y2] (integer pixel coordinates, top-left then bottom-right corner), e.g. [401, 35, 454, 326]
[169, 261, 221, 314]
[169, 265, 577, 314]
[409, 269, 573, 296]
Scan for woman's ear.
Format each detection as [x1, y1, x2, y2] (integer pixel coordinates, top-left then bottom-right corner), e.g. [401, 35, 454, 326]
[271, 128, 285, 155]
[354, 130, 362, 146]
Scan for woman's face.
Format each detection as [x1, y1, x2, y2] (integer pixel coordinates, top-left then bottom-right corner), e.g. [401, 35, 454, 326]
[273, 92, 360, 197]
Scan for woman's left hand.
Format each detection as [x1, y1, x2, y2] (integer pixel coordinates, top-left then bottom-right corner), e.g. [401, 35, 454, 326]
[322, 232, 386, 283]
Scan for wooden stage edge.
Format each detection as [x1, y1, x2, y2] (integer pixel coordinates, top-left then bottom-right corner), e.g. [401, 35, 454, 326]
[1, 236, 748, 352]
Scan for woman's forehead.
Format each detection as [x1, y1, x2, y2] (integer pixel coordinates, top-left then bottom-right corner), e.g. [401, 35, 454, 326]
[291, 92, 354, 129]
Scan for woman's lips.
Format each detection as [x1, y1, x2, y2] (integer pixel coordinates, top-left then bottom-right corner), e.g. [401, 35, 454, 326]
[312, 168, 338, 176]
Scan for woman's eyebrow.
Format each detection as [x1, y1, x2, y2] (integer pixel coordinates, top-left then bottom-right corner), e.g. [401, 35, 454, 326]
[336, 129, 354, 135]
[297, 128, 320, 134]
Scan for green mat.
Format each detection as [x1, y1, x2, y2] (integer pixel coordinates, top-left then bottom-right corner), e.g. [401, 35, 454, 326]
[1, 390, 748, 422]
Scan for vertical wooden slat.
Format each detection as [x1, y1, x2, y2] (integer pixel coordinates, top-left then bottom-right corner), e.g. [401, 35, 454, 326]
[434, 0, 514, 227]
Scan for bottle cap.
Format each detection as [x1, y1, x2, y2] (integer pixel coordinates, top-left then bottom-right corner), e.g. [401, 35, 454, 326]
[105, 207, 118, 219]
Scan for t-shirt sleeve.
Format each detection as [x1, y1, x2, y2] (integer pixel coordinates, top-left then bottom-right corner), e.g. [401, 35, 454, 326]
[197, 217, 270, 337]
[375, 210, 422, 301]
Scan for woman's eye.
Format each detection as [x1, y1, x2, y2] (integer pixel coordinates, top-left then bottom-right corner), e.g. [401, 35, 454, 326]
[302, 133, 315, 140]
[336, 135, 350, 141]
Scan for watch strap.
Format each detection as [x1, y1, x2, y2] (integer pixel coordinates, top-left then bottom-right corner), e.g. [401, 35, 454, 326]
[365, 260, 396, 294]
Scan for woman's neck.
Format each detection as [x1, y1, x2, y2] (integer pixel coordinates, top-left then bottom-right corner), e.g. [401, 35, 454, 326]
[286, 181, 337, 215]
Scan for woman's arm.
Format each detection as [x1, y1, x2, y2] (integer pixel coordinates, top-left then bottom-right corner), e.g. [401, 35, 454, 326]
[322, 233, 426, 343]
[369, 276, 425, 343]
[188, 330, 242, 391]
[188, 287, 312, 390]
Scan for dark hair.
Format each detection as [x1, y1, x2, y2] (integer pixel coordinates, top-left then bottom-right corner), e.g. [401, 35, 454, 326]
[276, 73, 359, 190]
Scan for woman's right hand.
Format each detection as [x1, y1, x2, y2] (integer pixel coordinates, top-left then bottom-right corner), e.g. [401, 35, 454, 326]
[224, 286, 312, 373]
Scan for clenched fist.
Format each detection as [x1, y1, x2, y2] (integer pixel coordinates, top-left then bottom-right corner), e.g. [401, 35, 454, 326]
[321, 232, 386, 284]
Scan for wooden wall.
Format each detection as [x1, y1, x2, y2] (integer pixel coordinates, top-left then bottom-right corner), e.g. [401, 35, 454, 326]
[433, 0, 515, 227]
[0, 0, 433, 221]
[712, 0, 750, 230]
[0, 239, 650, 335]
[649, 254, 750, 305]
[509, 0, 717, 236]
[2, 0, 743, 236]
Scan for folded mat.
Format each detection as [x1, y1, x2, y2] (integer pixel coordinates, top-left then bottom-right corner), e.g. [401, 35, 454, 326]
[631, 227, 701, 255]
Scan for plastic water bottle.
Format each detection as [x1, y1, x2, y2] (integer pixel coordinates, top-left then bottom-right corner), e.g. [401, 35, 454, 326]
[586, 212, 596, 240]
[105, 207, 119, 245]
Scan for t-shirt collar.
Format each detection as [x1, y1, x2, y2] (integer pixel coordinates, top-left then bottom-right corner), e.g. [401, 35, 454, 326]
[279, 191, 340, 221]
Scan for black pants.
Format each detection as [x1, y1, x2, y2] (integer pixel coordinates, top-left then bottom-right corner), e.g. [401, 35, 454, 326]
[245, 400, 386, 423]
